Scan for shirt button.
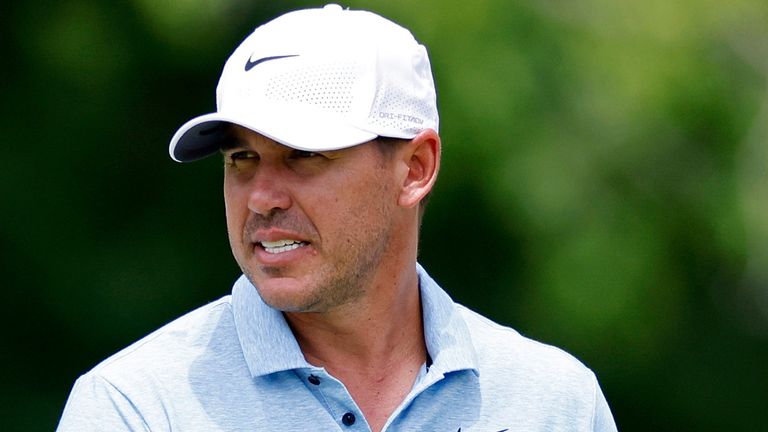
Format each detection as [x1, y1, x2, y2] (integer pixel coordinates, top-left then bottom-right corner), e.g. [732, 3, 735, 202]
[342, 412, 356, 426]
[308, 375, 321, 385]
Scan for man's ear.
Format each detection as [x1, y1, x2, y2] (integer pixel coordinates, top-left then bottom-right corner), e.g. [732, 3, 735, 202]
[397, 129, 441, 209]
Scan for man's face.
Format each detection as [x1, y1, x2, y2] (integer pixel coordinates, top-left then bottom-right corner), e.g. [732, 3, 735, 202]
[222, 125, 402, 313]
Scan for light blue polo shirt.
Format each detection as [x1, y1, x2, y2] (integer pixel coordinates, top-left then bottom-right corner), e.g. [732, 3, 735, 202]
[57, 265, 617, 431]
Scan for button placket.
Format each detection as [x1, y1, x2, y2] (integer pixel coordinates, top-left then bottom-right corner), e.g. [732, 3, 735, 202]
[297, 369, 367, 430]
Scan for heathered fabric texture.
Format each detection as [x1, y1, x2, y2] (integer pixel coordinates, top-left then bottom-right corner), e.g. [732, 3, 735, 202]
[57, 265, 618, 431]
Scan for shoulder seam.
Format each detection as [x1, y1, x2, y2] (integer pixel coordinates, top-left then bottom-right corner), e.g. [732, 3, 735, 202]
[86, 373, 152, 431]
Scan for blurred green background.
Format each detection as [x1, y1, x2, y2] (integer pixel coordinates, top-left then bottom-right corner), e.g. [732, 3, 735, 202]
[2, 0, 767, 430]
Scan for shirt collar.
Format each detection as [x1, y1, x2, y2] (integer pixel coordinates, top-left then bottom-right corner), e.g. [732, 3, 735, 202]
[232, 264, 479, 378]
[232, 275, 312, 377]
[416, 263, 480, 377]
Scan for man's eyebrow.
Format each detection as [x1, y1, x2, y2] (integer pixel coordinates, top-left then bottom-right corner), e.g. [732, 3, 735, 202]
[219, 135, 247, 152]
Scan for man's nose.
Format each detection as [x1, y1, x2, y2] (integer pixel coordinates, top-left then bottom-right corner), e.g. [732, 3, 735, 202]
[246, 165, 292, 216]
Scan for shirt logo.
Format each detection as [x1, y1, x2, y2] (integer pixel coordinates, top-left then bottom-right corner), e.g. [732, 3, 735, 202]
[244, 54, 299, 71]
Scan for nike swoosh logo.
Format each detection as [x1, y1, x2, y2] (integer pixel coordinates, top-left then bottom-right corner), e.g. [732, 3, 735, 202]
[244, 54, 299, 71]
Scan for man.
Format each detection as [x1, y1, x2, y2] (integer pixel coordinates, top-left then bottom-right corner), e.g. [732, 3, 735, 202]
[58, 5, 617, 431]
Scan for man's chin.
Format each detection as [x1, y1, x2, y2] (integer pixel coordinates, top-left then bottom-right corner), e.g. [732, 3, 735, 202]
[248, 275, 322, 312]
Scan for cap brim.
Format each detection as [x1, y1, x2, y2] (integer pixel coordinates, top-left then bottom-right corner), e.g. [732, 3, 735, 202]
[169, 107, 378, 162]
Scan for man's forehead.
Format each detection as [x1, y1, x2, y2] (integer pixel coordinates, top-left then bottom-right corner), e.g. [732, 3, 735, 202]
[219, 124, 283, 151]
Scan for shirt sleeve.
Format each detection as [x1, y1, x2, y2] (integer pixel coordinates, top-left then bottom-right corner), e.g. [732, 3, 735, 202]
[591, 376, 618, 432]
[56, 373, 150, 432]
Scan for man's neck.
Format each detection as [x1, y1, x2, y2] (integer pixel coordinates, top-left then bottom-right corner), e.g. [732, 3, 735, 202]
[284, 264, 425, 366]
[283, 265, 427, 431]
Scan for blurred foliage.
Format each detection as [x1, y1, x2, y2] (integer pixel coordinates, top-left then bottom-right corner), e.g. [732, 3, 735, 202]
[2, 0, 767, 430]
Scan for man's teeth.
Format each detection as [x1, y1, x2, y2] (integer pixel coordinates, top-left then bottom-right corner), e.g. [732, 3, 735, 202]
[260, 239, 307, 254]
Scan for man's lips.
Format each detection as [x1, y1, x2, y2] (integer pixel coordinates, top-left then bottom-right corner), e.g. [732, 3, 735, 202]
[247, 227, 315, 263]
[244, 212, 318, 262]
[250, 236, 315, 266]
[258, 239, 310, 254]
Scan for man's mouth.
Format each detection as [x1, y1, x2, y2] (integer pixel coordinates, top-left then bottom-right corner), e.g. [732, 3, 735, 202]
[259, 239, 309, 254]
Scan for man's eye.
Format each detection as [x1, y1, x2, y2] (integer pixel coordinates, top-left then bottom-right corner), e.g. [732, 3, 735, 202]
[231, 151, 258, 160]
[291, 150, 320, 159]
[225, 151, 259, 168]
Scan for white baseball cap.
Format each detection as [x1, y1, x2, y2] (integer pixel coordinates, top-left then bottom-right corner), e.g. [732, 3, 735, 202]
[169, 4, 439, 162]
